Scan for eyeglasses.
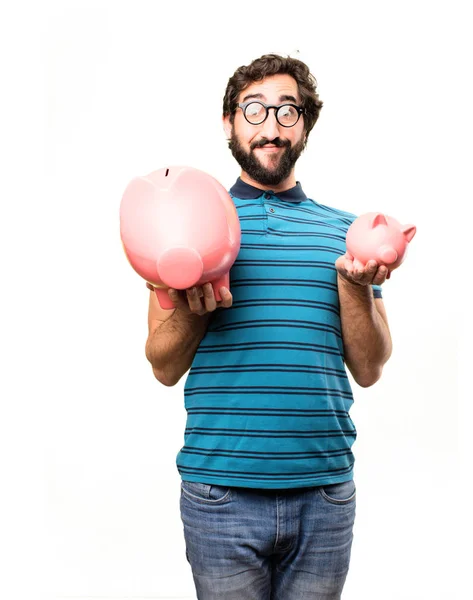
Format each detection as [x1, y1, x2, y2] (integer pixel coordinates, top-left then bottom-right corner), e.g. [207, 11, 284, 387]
[238, 101, 304, 128]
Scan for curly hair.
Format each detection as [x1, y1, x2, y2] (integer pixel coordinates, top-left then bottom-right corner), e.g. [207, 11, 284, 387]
[223, 54, 323, 138]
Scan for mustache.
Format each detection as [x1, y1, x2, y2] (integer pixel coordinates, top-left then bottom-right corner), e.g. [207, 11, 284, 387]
[250, 138, 290, 150]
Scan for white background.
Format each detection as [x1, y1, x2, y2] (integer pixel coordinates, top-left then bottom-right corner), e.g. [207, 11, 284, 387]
[1, 1, 470, 599]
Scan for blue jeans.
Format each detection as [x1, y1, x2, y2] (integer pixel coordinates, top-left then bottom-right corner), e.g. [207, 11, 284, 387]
[179, 480, 356, 599]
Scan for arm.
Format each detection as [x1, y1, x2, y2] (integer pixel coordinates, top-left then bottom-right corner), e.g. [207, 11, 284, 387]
[337, 275, 392, 387]
[145, 283, 233, 386]
[145, 290, 212, 387]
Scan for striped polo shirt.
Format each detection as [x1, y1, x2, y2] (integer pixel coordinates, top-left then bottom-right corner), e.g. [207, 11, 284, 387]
[176, 177, 383, 490]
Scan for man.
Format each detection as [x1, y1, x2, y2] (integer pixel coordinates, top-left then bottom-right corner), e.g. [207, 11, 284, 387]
[145, 54, 392, 599]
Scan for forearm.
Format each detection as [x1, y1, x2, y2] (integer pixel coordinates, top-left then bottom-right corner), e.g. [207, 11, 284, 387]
[337, 274, 392, 387]
[145, 310, 212, 386]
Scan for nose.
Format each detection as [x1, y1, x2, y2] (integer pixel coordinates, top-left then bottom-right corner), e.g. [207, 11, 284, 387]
[259, 108, 280, 141]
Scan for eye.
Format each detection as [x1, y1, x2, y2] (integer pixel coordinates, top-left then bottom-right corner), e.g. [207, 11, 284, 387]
[246, 102, 264, 117]
[278, 105, 296, 118]
[277, 105, 299, 126]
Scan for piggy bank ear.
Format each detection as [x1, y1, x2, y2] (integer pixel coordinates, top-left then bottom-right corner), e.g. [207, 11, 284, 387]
[402, 225, 416, 242]
[371, 213, 388, 228]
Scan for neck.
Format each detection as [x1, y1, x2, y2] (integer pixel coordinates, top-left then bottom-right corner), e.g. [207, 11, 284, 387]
[240, 170, 297, 193]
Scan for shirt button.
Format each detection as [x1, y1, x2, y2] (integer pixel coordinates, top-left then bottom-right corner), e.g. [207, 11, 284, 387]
[269, 208, 275, 213]
[265, 193, 271, 199]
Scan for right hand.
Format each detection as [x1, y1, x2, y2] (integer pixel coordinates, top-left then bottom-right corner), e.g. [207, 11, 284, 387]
[167, 283, 233, 316]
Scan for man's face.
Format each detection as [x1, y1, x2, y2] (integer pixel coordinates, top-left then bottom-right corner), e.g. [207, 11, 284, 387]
[224, 74, 306, 187]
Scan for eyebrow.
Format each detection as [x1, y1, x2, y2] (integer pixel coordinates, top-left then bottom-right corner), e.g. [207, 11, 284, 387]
[241, 92, 299, 104]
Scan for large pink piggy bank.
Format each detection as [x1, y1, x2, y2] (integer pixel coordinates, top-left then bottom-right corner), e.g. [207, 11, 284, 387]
[346, 212, 416, 272]
[120, 166, 241, 309]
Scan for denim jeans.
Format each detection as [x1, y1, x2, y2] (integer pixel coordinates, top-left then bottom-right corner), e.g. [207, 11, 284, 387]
[179, 479, 356, 599]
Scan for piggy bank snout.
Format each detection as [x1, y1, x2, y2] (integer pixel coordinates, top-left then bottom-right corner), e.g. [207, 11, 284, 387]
[378, 245, 398, 265]
[157, 247, 204, 290]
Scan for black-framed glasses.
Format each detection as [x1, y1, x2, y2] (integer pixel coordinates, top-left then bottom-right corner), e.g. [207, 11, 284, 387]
[238, 101, 304, 127]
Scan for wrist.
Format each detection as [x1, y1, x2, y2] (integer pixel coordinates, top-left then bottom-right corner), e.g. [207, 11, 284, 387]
[337, 272, 370, 292]
[174, 308, 212, 327]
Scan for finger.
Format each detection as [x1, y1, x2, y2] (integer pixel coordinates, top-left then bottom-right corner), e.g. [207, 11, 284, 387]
[372, 265, 388, 286]
[343, 255, 355, 273]
[362, 260, 379, 284]
[202, 282, 217, 312]
[335, 256, 348, 276]
[218, 287, 233, 308]
[186, 287, 205, 313]
[350, 265, 364, 280]
[168, 288, 188, 310]
[342, 259, 354, 276]
[344, 264, 371, 286]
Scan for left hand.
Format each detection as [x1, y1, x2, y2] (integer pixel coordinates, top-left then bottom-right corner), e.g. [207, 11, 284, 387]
[335, 252, 391, 286]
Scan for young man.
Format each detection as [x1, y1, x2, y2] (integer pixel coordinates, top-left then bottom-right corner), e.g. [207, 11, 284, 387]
[145, 54, 392, 599]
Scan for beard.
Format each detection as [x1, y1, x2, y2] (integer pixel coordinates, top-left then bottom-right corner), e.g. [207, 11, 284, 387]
[228, 127, 306, 187]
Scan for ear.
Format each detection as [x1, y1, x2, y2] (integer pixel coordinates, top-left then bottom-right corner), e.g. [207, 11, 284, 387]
[222, 114, 232, 140]
[402, 224, 416, 243]
[371, 213, 388, 228]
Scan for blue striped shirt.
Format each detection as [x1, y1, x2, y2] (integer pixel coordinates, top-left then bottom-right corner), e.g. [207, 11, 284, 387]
[176, 178, 382, 489]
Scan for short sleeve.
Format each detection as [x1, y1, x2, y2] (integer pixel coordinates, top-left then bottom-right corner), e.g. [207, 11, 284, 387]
[372, 284, 383, 299]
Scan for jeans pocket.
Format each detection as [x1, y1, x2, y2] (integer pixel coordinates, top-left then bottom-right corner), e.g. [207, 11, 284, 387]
[181, 480, 232, 505]
[320, 479, 356, 505]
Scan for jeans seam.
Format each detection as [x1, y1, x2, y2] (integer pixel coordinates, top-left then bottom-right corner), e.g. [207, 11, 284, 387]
[319, 488, 356, 505]
[181, 484, 232, 504]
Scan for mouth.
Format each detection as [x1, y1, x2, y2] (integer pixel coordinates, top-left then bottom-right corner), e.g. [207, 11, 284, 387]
[255, 145, 283, 153]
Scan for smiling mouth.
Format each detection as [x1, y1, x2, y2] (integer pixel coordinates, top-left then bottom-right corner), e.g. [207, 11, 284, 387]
[256, 146, 282, 152]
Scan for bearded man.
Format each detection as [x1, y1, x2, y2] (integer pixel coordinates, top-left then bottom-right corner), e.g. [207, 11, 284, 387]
[145, 53, 392, 599]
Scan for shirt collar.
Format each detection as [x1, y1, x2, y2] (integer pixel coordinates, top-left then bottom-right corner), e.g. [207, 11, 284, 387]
[229, 177, 307, 203]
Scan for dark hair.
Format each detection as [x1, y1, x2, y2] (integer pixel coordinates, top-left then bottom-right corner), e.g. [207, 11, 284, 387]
[223, 53, 323, 138]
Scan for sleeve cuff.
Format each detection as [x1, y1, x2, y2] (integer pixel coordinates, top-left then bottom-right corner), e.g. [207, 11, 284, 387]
[372, 286, 383, 299]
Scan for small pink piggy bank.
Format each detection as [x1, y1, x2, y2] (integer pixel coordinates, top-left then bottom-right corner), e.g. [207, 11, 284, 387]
[346, 213, 416, 272]
[120, 166, 241, 309]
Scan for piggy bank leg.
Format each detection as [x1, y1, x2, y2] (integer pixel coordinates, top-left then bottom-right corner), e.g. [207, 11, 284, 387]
[211, 272, 230, 302]
[154, 287, 175, 310]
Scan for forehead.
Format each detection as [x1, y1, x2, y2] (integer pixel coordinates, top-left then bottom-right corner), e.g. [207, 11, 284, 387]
[238, 74, 300, 104]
